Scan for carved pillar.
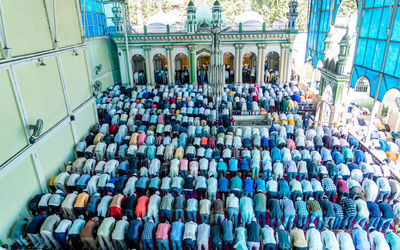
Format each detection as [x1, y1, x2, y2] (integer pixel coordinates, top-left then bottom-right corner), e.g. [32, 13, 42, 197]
[280, 44, 290, 83]
[234, 43, 244, 84]
[165, 46, 174, 84]
[188, 45, 197, 84]
[256, 43, 266, 84]
[143, 46, 153, 84]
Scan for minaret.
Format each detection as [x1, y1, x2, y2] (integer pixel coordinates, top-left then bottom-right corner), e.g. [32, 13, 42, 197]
[337, 29, 351, 74]
[212, 0, 222, 29]
[111, 4, 123, 33]
[323, 30, 333, 55]
[287, 1, 299, 30]
[186, 1, 197, 33]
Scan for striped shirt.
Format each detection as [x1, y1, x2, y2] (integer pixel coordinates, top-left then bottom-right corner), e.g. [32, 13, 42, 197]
[295, 200, 309, 216]
[341, 198, 357, 215]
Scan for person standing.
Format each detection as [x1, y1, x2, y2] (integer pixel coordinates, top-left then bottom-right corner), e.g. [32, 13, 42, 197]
[112, 216, 129, 250]
[247, 218, 261, 250]
[80, 217, 100, 249]
[142, 218, 156, 250]
[155, 221, 171, 250]
[211, 221, 223, 250]
[306, 223, 322, 250]
[276, 225, 291, 250]
[352, 224, 370, 250]
[54, 218, 72, 249]
[221, 218, 234, 250]
[68, 216, 86, 249]
[197, 222, 210, 250]
[368, 228, 390, 250]
[183, 220, 197, 250]
[97, 217, 116, 250]
[126, 217, 143, 249]
[171, 219, 184, 250]
[290, 227, 307, 250]
[40, 213, 61, 249]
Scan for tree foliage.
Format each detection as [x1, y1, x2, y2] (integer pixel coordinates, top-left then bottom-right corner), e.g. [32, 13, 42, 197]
[127, 0, 312, 31]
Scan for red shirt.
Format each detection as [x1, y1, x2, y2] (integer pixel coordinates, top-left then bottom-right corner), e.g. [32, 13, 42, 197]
[155, 223, 171, 239]
[336, 179, 349, 192]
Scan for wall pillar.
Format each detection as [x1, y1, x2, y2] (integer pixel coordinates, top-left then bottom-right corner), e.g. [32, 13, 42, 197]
[234, 44, 244, 83]
[188, 45, 197, 84]
[143, 46, 153, 84]
[165, 46, 174, 84]
[256, 43, 266, 84]
[280, 44, 290, 83]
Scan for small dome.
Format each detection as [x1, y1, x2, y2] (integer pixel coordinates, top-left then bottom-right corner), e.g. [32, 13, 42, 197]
[188, 0, 195, 7]
[147, 11, 178, 33]
[234, 10, 264, 31]
[196, 4, 212, 27]
[214, 0, 221, 6]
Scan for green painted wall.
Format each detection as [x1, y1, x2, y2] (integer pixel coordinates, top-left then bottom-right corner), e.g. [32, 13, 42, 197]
[0, 0, 120, 243]
[2, 0, 53, 56]
[74, 104, 98, 140]
[86, 38, 120, 90]
[49, 0, 83, 48]
[0, 70, 28, 165]
[37, 123, 75, 181]
[0, 156, 41, 240]
[61, 52, 91, 110]
[14, 57, 69, 133]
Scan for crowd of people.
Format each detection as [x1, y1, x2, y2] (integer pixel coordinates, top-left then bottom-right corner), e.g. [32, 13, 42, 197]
[8, 82, 400, 250]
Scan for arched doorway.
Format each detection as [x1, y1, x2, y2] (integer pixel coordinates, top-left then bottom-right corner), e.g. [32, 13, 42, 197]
[223, 52, 235, 83]
[381, 88, 400, 131]
[264, 51, 280, 83]
[197, 53, 210, 84]
[175, 53, 189, 84]
[153, 54, 168, 84]
[131, 54, 146, 84]
[242, 52, 257, 83]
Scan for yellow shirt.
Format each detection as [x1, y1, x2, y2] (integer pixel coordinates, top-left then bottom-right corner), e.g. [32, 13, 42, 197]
[290, 228, 308, 248]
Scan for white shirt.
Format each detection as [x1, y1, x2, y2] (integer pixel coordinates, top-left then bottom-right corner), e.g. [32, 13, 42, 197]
[197, 223, 210, 243]
[183, 221, 198, 240]
[320, 229, 339, 250]
[262, 225, 276, 244]
[336, 232, 355, 250]
[226, 194, 239, 209]
[369, 231, 390, 250]
[112, 218, 129, 240]
[55, 219, 72, 233]
[306, 227, 322, 250]
[61, 192, 78, 209]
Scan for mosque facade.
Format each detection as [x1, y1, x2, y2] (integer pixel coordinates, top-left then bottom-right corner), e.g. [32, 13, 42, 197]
[111, 0, 299, 86]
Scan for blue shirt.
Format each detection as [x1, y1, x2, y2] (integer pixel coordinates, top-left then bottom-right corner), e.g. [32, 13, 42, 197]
[218, 177, 229, 192]
[229, 159, 238, 172]
[352, 228, 370, 250]
[367, 201, 381, 218]
[269, 138, 276, 148]
[171, 221, 184, 241]
[244, 178, 254, 193]
[240, 160, 250, 171]
[320, 148, 332, 162]
[255, 179, 266, 192]
[271, 148, 281, 162]
[332, 151, 344, 164]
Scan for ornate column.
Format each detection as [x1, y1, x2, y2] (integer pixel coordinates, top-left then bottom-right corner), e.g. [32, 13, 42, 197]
[280, 44, 290, 83]
[143, 46, 153, 84]
[256, 43, 266, 84]
[165, 46, 174, 84]
[188, 45, 197, 84]
[234, 43, 243, 84]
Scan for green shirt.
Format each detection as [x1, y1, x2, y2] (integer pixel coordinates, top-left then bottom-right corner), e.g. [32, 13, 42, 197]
[386, 232, 400, 249]
[160, 194, 174, 210]
[254, 193, 267, 212]
[97, 217, 115, 236]
[230, 177, 243, 191]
